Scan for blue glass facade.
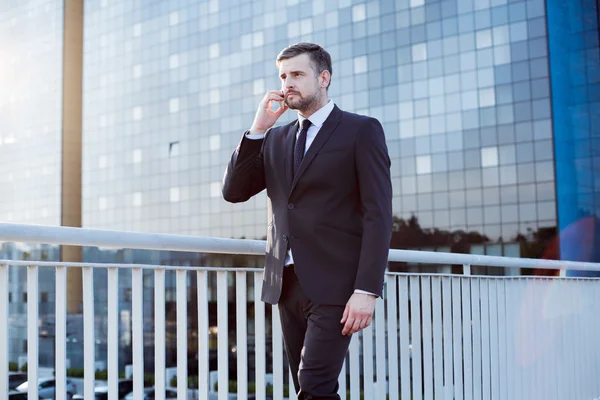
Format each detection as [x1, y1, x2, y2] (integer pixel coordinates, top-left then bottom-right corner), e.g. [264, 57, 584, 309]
[546, 0, 600, 268]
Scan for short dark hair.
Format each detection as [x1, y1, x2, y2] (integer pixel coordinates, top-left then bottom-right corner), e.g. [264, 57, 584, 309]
[276, 42, 332, 88]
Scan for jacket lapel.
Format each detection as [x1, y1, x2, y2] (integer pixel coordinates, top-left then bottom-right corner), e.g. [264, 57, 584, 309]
[290, 105, 343, 194]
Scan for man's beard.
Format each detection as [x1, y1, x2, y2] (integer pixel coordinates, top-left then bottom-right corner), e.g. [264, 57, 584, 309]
[285, 90, 320, 113]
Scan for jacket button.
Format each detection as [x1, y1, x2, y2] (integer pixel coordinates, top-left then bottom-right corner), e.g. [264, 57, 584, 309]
[282, 235, 288, 242]
[288, 203, 294, 209]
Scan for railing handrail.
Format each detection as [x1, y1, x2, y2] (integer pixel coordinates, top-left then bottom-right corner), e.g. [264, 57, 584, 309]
[0, 222, 599, 272]
[1, 259, 600, 281]
[0, 259, 264, 272]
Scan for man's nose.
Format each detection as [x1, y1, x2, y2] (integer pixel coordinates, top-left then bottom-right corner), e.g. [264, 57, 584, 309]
[284, 77, 294, 89]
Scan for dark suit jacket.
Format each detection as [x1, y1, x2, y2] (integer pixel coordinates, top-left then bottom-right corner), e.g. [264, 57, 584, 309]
[222, 105, 392, 305]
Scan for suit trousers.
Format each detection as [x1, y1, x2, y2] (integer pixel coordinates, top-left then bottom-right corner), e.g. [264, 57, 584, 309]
[278, 266, 352, 400]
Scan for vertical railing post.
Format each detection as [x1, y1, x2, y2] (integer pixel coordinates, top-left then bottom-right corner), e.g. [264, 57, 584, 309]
[217, 271, 229, 400]
[27, 265, 39, 400]
[254, 273, 266, 400]
[442, 277, 453, 399]
[375, 298, 386, 399]
[107, 267, 119, 400]
[398, 276, 411, 400]
[451, 277, 463, 400]
[176, 269, 188, 399]
[197, 271, 209, 400]
[154, 268, 166, 400]
[236, 271, 248, 399]
[431, 277, 444, 399]
[462, 277, 473, 400]
[362, 323, 374, 399]
[463, 264, 471, 276]
[272, 304, 284, 400]
[348, 335, 360, 400]
[338, 359, 346, 400]
[421, 276, 434, 400]
[386, 276, 399, 400]
[410, 276, 423, 400]
[0, 264, 8, 399]
[55, 266, 67, 400]
[82, 266, 96, 399]
[131, 267, 144, 399]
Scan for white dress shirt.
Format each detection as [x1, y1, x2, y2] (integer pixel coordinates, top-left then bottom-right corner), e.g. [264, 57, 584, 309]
[246, 99, 375, 297]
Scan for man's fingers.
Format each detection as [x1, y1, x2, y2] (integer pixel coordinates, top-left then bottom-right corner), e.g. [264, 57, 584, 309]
[340, 304, 350, 324]
[359, 318, 369, 330]
[343, 316, 362, 336]
[341, 319, 351, 335]
[263, 91, 284, 104]
[264, 90, 284, 98]
[342, 313, 356, 335]
[351, 318, 363, 334]
[274, 103, 288, 115]
[264, 94, 286, 114]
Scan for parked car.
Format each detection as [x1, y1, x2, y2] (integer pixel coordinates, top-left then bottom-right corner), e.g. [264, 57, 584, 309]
[72, 394, 106, 400]
[15, 377, 77, 399]
[123, 388, 177, 399]
[8, 391, 27, 400]
[72, 379, 133, 400]
[8, 373, 28, 390]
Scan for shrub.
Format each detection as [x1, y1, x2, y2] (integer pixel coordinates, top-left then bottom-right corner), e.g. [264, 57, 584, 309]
[66, 369, 126, 381]
[170, 375, 199, 389]
[66, 368, 84, 378]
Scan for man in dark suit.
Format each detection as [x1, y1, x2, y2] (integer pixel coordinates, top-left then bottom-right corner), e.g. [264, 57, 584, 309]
[222, 42, 392, 399]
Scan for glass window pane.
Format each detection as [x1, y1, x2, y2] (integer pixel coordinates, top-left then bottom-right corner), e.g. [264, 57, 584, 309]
[482, 167, 499, 187]
[481, 146, 499, 167]
[466, 169, 482, 188]
[449, 171, 466, 190]
[476, 29, 493, 49]
[500, 165, 517, 185]
[501, 185, 519, 204]
[448, 151, 465, 170]
[517, 163, 536, 184]
[432, 153, 448, 172]
[416, 155, 432, 174]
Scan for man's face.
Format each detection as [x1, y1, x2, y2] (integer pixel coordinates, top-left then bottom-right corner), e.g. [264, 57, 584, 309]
[278, 53, 321, 112]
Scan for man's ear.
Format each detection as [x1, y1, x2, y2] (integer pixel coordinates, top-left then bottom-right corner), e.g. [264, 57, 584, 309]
[320, 70, 331, 89]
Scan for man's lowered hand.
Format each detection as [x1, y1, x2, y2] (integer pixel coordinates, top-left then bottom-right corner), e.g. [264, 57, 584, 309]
[340, 293, 376, 336]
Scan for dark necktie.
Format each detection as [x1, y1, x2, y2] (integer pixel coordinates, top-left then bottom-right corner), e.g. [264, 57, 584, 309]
[293, 119, 312, 176]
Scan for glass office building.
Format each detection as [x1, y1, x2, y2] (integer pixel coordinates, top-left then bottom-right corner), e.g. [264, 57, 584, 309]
[0, 0, 64, 226]
[81, 0, 599, 265]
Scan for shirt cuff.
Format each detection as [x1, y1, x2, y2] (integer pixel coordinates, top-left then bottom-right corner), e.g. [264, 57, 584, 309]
[354, 289, 377, 297]
[245, 132, 265, 140]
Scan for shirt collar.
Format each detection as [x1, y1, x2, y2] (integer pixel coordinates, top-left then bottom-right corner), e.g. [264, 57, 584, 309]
[298, 99, 334, 129]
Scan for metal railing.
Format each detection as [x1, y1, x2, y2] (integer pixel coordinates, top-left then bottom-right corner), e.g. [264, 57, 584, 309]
[0, 222, 599, 400]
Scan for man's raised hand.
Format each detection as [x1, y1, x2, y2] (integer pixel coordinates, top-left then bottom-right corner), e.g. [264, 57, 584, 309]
[249, 90, 288, 135]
